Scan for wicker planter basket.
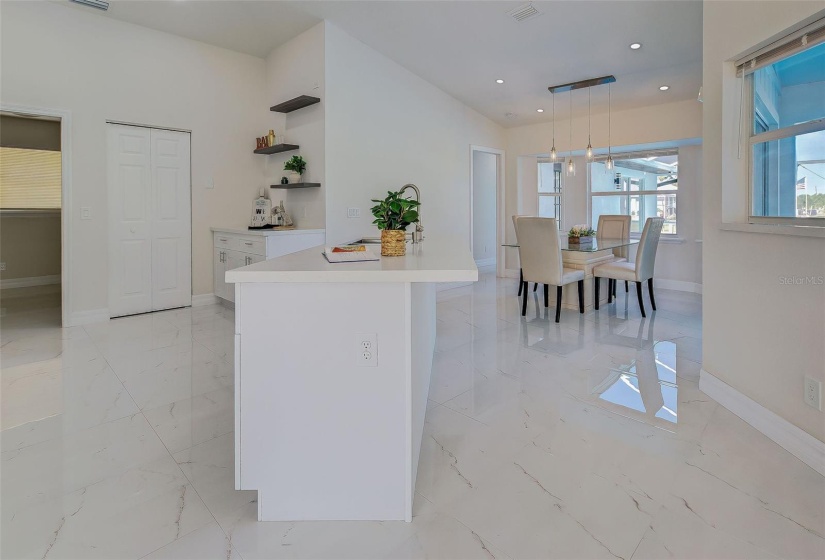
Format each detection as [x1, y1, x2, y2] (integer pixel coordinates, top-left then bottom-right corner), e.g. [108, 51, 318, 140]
[381, 229, 406, 256]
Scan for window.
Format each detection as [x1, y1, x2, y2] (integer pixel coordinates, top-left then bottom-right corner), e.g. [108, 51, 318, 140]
[538, 160, 562, 228]
[0, 147, 62, 209]
[590, 150, 678, 235]
[742, 27, 825, 223]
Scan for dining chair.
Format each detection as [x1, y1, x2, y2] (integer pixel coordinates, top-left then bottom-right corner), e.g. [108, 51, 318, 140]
[597, 214, 631, 296]
[593, 217, 664, 318]
[512, 215, 540, 297]
[515, 217, 585, 322]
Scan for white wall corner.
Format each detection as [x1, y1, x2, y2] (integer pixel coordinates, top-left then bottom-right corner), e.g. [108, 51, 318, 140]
[192, 293, 219, 307]
[69, 308, 110, 327]
[700, 369, 825, 477]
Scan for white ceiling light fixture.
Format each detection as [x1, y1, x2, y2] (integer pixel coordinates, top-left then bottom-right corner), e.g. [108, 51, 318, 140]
[70, 0, 109, 10]
[536, 108, 544, 113]
[550, 94, 557, 161]
[659, 85, 670, 91]
[629, 42, 642, 50]
[496, 79, 505, 84]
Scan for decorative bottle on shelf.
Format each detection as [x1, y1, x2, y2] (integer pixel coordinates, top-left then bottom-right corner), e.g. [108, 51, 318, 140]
[267, 130, 276, 147]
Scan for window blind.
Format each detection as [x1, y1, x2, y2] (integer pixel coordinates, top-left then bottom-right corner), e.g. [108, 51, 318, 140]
[0, 147, 62, 209]
[735, 17, 825, 76]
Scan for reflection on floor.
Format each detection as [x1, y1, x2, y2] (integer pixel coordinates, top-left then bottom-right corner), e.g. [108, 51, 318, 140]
[1, 273, 823, 559]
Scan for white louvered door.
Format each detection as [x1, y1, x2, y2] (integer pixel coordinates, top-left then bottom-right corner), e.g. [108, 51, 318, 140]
[108, 124, 191, 317]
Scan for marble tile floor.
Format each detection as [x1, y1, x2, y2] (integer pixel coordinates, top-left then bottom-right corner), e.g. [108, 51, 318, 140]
[1, 273, 823, 559]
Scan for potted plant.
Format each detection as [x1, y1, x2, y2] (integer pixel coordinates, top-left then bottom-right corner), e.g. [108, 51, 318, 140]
[284, 155, 306, 183]
[568, 224, 595, 246]
[370, 190, 421, 256]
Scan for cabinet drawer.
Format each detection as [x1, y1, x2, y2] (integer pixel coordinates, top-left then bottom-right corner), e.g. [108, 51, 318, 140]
[235, 237, 266, 255]
[214, 233, 233, 249]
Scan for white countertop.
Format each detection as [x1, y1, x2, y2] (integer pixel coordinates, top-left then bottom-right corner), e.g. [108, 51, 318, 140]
[226, 236, 478, 284]
[211, 226, 325, 237]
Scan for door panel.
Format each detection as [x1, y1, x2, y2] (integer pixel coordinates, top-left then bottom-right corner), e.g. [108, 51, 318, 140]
[108, 125, 152, 317]
[151, 129, 191, 312]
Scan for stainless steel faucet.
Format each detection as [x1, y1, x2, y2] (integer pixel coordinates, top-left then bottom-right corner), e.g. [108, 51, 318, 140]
[399, 183, 424, 243]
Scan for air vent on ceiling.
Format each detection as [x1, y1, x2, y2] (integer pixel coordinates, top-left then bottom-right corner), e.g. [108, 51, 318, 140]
[507, 3, 542, 23]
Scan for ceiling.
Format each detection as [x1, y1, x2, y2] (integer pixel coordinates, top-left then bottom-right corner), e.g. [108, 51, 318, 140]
[89, 0, 703, 128]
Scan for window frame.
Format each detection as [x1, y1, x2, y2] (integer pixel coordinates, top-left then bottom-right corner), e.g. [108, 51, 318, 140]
[587, 150, 680, 238]
[537, 159, 563, 230]
[743, 47, 825, 227]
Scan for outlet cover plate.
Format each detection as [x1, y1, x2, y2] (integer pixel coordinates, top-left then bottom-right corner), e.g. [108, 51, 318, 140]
[355, 333, 377, 367]
[804, 376, 822, 410]
[347, 208, 361, 219]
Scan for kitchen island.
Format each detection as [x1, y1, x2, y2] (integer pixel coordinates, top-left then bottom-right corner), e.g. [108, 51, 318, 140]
[226, 237, 477, 521]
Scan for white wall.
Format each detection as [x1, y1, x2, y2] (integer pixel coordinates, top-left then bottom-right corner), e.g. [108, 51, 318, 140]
[504, 99, 703, 289]
[323, 23, 505, 246]
[703, 1, 825, 442]
[0, 1, 269, 317]
[472, 151, 497, 263]
[264, 23, 326, 230]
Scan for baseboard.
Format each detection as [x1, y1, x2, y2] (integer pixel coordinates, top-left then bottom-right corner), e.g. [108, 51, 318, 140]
[656, 279, 703, 294]
[191, 293, 219, 307]
[69, 308, 110, 326]
[503, 268, 520, 279]
[474, 257, 496, 268]
[0, 275, 61, 290]
[700, 369, 825, 477]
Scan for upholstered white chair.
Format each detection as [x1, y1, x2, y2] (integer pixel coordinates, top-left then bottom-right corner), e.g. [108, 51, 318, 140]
[597, 214, 632, 296]
[515, 217, 585, 322]
[593, 217, 664, 318]
[512, 215, 540, 297]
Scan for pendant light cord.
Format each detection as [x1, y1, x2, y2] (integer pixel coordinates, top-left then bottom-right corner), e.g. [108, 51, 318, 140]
[552, 94, 555, 146]
[569, 90, 573, 156]
[608, 83, 612, 156]
[588, 88, 592, 144]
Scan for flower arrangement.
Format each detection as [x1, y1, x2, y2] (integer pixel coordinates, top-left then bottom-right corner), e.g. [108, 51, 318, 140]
[568, 225, 595, 238]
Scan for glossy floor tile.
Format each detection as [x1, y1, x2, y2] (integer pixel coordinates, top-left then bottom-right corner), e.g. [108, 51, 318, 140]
[1, 273, 823, 560]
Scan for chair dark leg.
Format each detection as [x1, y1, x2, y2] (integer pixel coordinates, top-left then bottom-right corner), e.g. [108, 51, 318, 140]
[555, 285, 562, 323]
[577, 280, 584, 313]
[636, 281, 646, 318]
[607, 279, 614, 304]
[612, 280, 617, 298]
[518, 269, 523, 296]
[521, 281, 528, 316]
[648, 278, 657, 311]
[594, 276, 600, 310]
[625, 280, 629, 293]
[533, 282, 538, 292]
[544, 283, 549, 308]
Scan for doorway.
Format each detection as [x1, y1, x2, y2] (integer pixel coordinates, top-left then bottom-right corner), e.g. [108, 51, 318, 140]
[470, 146, 504, 275]
[107, 123, 192, 317]
[0, 113, 63, 324]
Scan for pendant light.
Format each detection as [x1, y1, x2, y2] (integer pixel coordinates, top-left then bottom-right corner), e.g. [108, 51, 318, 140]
[566, 90, 575, 176]
[550, 94, 557, 161]
[585, 87, 593, 161]
[605, 83, 614, 171]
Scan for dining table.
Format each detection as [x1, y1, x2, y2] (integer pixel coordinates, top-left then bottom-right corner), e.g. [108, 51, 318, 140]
[502, 237, 640, 311]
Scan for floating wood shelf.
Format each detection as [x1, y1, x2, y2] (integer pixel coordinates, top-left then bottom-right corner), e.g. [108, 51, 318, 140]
[254, 143, 300, 155]
[270, 183, 321, 189]
[270, 95, 321, 113]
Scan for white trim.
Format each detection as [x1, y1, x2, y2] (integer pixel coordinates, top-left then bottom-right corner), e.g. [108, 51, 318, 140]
[0, 275, 61, 290]
[69, 308, 110, 326]
[474, 257, 496, 268]
[700, 369, 825, 477]
[1, 104, 73, 328]
[655, 279, 703, 294]
[720, 221, 825, 238]
[191, 293, 219, 307]
[470, 145, 506, 279]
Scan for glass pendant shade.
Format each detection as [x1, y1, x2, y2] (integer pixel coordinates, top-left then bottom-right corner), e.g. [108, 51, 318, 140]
[566, 157, 576, 176]
[586, 141, 593, 160]
[550, 145, 557, 161]
[605, 155, 614, 171]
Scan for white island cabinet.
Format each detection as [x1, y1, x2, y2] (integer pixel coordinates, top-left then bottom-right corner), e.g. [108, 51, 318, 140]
[226, 237, 477, 522]
[211, 227, 325, 302]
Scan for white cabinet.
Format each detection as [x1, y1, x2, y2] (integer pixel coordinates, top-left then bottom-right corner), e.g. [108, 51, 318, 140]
[213, 229, 325, 303]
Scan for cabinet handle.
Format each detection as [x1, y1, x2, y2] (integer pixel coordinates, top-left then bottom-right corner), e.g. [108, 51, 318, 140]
[220, 251, 225, 263]
[244, 242, 253, 246]
[219, 238, 227, 242]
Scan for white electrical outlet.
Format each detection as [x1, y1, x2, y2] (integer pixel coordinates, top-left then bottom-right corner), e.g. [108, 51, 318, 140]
[0, 262, 5, 271]
[804, 376, 822, 410]
[355, 333, 377, 367]
[347, 208, 361, 219]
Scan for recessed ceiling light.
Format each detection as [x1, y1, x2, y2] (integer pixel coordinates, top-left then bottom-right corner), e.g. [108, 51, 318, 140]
[496, 79, 505, 84]
[630, 42, 642, 50]
[536, 109, 544, 113]
[659, 85, 670, 91]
